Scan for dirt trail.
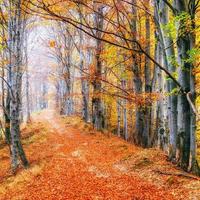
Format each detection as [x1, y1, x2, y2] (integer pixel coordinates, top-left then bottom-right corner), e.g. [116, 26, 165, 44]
[0, 110, 199, 200]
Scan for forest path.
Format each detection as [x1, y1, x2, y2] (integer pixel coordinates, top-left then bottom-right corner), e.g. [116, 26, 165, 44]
[0, 110, 199, 200]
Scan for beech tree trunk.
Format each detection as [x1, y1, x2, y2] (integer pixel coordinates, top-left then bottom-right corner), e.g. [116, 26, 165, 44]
[8, 0, 29, 171]
[189, 4, 199, 174]
[117, 98, 121, 137]
[79, 10, 90, 122]
[92, 5, 105, 131]
[143, 1, 151, 147]
[24, 30, 31, 122]
[151, 32, 162, 147]
[174, 0, 198, 172]
[131, 0, 144, 146]
[155, 0, 178, 160]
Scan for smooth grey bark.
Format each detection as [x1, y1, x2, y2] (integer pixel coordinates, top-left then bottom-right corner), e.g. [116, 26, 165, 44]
[92, 5, 105, 131]
[131, 0, 144, 146]
[4, 73, 11, 145]
[24, 30, 31, 122]
[154, 0, 178, 160]
[188, 3, 199, 174]
[173, 0, 198, 172]
[159, 0, 177, 161]
[143, 1, 151, 147]
[79, 10, 90, 122]
[64, 57, 72, 115]
[8, 0, 29, 171]
[117, 98, 121, 137]
[5, 66, 11, 145]
[83, 49, 91, 121]
[151, 32, 161, 147]
[152, 34, 168, 150]
[121, 79, 128, 141]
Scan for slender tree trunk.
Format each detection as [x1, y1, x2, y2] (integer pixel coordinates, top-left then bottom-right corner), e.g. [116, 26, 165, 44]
[151, 32, 161, 147]
[5, 87, 11, 145]
[92, 5, 105, 131]
[78, 11, 90, 122]
[160, 0, 177, 161]
[154, 0, 178, 160]
[131, 0, 143, 146]
[8, 0, 29, 171]
[24, 31, 31, 122]
[143, 1, 151, 147]
[117, 98, 121, 137]
[122, 79, 128, 141]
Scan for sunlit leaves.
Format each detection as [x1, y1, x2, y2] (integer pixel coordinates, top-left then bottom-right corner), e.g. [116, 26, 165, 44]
[186, 48, 200, 65]
[49, 40, 56, 48]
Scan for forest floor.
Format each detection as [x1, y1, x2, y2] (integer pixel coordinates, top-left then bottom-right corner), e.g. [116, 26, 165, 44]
[0, 110, 200, 200]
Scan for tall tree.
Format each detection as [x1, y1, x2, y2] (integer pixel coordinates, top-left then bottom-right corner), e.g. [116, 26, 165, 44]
[8, 0, 29, 171]
[154, 0, 178, 160]
[173, 0, 198, 173]
[130, 0, 144, 146]
[143, 0, 151, 147]
[78, 8, 90, 122]
[92, 4, 105, 130]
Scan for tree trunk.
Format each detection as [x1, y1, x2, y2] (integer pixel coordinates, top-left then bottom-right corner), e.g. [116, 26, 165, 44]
[151, 32, 161, 147]
[131, 0, 144, 146]
[122, 79, 128, 141]
[143, 1, 151, 147]
[92, 5, 105, 131]
[154, 0, 178, 160]
[8, 0, 29, 171]
[174, 0, 195, 171]
[117, 98, 121, 137]
[79, 10, 90, 122]
[189, 5, 199, 174]
[24, 30, 31, 122]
